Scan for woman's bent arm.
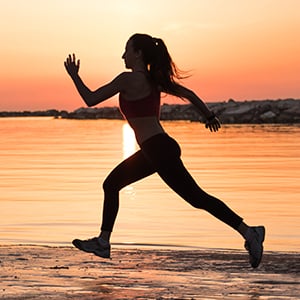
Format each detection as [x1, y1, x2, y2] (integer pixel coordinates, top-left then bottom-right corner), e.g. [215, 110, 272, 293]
[69, 73, 125, 107]
[64, 53, 126, 107]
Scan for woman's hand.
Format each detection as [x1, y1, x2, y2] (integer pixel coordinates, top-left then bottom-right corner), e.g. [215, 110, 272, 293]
[205, 115, 221, 132]
[64, 53, 80, 78]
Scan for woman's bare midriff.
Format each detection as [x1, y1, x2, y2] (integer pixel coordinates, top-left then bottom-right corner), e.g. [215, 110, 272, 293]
[127, 116, 165, 145]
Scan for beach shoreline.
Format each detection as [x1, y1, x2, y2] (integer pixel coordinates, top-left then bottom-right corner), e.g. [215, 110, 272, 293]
[1, 244, 299, 299]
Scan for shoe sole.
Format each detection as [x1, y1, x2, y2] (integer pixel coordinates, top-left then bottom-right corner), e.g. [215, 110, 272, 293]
[249, 226, 265, 268]
[72, 239, 111, 259]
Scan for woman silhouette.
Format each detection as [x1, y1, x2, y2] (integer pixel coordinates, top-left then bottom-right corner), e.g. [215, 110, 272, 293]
[64, 33, 265, 268]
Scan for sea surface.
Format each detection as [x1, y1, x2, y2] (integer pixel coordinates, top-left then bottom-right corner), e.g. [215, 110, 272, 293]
[0, 118, 299, 251]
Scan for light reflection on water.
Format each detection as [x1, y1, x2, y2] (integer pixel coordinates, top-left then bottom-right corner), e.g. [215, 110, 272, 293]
[0, 118, 299, 251]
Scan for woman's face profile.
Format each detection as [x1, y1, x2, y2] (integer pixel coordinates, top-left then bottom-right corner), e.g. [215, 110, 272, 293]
[122, 39, 141, 69]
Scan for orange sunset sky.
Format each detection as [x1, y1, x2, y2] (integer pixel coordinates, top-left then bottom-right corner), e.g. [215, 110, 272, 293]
[1, 0, 299, 111]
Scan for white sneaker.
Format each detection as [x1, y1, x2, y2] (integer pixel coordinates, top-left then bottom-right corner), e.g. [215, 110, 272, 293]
[72, 237, 111, 258]
[244, 226, 265, 268]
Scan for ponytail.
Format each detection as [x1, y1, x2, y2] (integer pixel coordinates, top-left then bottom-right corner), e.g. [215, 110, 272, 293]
[130, 33, 188, 97]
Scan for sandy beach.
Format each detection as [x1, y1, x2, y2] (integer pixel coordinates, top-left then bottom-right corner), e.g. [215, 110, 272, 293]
[0, 245, 299, 299]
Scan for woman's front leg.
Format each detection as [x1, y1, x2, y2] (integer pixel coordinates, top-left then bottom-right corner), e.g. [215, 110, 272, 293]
[100, 150, 156, 239]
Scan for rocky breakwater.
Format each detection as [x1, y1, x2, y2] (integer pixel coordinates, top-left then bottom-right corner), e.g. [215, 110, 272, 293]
[60, 99, 300, 124]
[207, 99, 300, 124]
[60, 107, 123, 120]
[1, 99, 299, 123]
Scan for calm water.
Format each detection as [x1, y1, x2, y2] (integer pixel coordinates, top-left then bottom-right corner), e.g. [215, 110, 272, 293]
[0, 118, 299, 251]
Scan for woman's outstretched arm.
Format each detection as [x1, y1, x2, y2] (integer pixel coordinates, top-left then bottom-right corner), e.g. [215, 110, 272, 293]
[64, 54, 126, 107]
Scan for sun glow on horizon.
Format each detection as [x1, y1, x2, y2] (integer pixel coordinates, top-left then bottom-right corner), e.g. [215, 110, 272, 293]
[122, 123, 137, 160]
[0, 0, 299, 111]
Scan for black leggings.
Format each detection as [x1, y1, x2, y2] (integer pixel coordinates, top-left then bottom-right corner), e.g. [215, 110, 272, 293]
[101, 133, 243, 232]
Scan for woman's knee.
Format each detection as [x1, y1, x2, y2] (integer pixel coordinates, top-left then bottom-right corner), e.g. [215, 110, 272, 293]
[183, 190, 214, 210]
[188, 193, 224, 212]
[186, 198, 206, 209]
[102, 176, 118, 194]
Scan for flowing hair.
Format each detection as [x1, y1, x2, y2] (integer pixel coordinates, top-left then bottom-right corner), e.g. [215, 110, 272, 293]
[129, 33, 188, 97]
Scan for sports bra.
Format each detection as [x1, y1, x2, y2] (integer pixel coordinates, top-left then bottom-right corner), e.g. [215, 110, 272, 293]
[119, 89, 161, 119]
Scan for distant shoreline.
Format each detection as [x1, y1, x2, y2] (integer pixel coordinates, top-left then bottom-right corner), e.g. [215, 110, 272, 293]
[1, 98, 299, 124]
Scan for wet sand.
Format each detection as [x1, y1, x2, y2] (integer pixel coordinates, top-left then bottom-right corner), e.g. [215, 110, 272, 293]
[0, 245, 299, 299]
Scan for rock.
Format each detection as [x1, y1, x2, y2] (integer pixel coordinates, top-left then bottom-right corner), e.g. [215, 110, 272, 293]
[284, 105, 300, 115]
[260, 111, 277, 120]
[222, 103, 255, 115]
